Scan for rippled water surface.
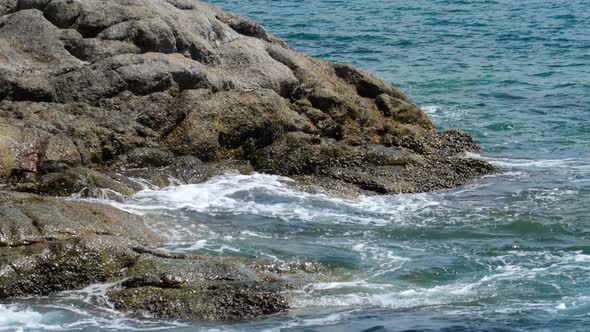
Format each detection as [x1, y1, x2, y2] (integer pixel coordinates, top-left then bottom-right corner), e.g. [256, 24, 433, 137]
[3, 0, 589, 331]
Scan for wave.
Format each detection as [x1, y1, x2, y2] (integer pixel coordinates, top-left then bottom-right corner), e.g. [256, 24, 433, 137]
[294, 250, 590, 314]
[0, 283, 189, 332]
[102, 173, 442, 226]
[421, 105, 444, 118]
[465, 152, 588, 169]
[0, 305, 45, 332]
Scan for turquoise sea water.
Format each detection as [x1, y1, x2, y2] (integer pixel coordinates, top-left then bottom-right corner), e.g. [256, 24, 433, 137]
[2, 1, 589, 331]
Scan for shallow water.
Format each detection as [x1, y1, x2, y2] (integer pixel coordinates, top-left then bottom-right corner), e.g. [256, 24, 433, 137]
[3, 0, 589, 331]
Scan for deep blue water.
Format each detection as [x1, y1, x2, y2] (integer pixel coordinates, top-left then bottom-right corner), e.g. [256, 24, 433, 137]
[2, 1, 589, 331]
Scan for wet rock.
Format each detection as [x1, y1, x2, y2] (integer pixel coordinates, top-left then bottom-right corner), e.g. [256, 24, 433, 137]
[108, 255, 289, 320]
[0, 192, 160, 299]
[163, 157, 254, 184]
[0, 190, 294, 320]
[109, 281, 287, 321]
[38, 134, 82, 173]
[0, 191, 160, 297]
[120, 157, 255, 189]
[0, 235, 140, 298]
[26, 167, 142, 199]
[0, 191, 159, 244]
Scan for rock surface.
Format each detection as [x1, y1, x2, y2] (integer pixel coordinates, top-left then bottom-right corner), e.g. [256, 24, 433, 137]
[0, 0, 494, 321]
[0, 190, 316, 320]
[0, 0, 492, 197]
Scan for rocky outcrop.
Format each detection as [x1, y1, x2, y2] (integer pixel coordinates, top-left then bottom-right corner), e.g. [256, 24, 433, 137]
[0, 0, 493, 321]
[0, 0, 492, 197]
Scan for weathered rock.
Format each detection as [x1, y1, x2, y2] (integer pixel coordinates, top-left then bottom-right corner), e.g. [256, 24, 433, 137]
[0, 122, 43, 179]
[0, 234, 293, 320]
[108, 281, 287, 321]
[0, 236, 140, 298]
[0, 193, 300, 320]
[334, 64, 410, 101]
[38, 134, 82, 172]
[0, 191, 294, 320]
[0, 191, 159, 244]
[0, 191, 158, 297]
[0, 207, 42, 246]
[376, 93, 435, 130]
[0, 0, 492, 197]
[119, 147, 174, 169]
[0, 0, 16, 15]
[107, 254, 288, 320]
[165, 89, 314, 161]
[25, 167, 142, 199]
[108, 156, 254, 193]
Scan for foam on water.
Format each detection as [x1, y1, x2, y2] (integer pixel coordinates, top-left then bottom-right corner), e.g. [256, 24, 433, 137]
[293, 281, 487, 310]
[9, 153, 590, 331]
[106, 173, 442, 226]
[0, 283, 191, 332]
[294, 249, 590, 315]
[0, 305, 45, 331]
[465, 152, 589, 169]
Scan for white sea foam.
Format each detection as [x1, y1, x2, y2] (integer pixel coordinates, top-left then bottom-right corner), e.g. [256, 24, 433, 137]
[0, 304, 189, 332]
[465, 152, 586, 169]
[127, 176, 160, 190]
[421, 105, 441, 115]
[240, 230, 273, 239]
[182, 239, 208, 251]
[0, 283, 191, 331]
[259, 311, 356, 332]
[293, 249, 590, 314]
[0, 305, 45, 330]
[58, 281, 125, 315]
[102, 173, 442, 226]
[293, 280, 486, 310]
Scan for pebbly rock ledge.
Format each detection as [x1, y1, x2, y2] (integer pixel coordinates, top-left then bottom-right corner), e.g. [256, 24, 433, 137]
[0, 0, 494, 321]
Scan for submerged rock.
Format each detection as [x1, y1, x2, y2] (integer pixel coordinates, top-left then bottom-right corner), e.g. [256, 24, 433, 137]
[0, 191, 310, 320]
